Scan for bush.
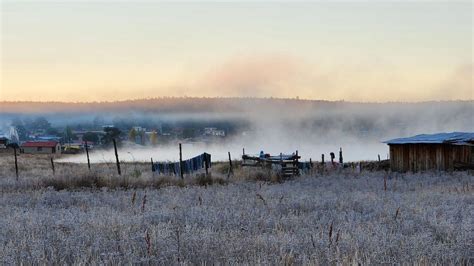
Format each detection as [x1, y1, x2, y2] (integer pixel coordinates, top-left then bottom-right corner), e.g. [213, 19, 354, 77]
[42, 173, 102, 190]
[194, 174, 227, 186]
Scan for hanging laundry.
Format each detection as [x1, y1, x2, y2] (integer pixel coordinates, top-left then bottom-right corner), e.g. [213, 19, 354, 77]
[153, 152, 212, 176]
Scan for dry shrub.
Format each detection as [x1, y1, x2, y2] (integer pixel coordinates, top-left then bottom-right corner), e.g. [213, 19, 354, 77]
[1, 161, 472, 264]
[150, 176, 186, 188]
[41, 173, 189, 191]
[87, 172, 227, 190]
[211, 161, 240, 175]
[271, 172, 283, 183]
[42, 173, 102, 190]
[194, 174, 227, 186]
[242, 169, 282, 183]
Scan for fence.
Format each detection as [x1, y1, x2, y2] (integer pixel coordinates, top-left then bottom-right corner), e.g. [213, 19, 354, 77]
[242, 151, 301, 178]
[10, 141, 393, 180]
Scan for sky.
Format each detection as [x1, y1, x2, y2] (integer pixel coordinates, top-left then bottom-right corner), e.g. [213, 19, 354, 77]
[0, 1, 472, 102]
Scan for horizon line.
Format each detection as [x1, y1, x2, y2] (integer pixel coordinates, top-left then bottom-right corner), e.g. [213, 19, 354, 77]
[1, 96, 473, 105]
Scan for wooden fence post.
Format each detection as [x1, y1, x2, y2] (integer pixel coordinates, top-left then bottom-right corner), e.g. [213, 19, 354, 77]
[113, 138, 121, 175]
[204, 153, 209, 175]
[179, 143, 183, 179]
[295, 150, 299, 176]
[339, 147, 343, 164]
[228, 152, 233, 178]
[14, 146, 18, 179]
[151, 157, 155, 172]
[85, 140, 91, 170]
[378, 154, 381, 162]
[50, 157, 55, 175]
[321, 154, 325, 175]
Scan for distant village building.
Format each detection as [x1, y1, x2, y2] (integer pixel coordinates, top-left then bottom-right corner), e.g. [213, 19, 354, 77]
[133, 126, 146, 132]
[129, 126, 147, 144]
[203, 127, 225, 137]
[145, 131, 159, 145]
[72, 130, 88, 142]
[0, 135, 9, 149]
[0, 128, 20, 152]
[36, 135, 62, 142]
[74, 130, 105, 144]
[384, 132, 474, 172]
[21, 141, 61, 154]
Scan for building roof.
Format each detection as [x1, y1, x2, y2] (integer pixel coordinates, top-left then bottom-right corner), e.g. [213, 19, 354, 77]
[37, 135, 62, 141]
[384, 132, 474, 145]
[21, 141, 59, 148]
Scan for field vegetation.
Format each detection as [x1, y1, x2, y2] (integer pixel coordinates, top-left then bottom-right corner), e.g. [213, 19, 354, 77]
[0, 154, 472, 264]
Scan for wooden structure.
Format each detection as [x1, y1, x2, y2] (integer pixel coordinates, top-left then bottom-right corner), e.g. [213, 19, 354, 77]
[385, 132, 474, 172]
[21, 141, 61, 154]
[242, 152, 300, 178]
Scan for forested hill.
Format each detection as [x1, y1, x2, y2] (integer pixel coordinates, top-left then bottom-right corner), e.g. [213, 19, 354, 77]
[1, 97, 472, 115]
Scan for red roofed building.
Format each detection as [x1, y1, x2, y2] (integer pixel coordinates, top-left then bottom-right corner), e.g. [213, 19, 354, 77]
[21, 141, 61, 154]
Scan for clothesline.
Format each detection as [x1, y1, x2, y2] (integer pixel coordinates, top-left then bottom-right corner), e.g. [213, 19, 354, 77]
[153, 153, 211, 176]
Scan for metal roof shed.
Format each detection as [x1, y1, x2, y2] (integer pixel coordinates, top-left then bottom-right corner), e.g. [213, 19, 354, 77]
[384, 132, 474, 172]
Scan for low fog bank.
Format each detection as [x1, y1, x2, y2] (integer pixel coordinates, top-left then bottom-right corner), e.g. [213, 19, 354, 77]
[56, 121, 417, 163]
[58, 140, 387, 164]
[3, 99, 473, 163]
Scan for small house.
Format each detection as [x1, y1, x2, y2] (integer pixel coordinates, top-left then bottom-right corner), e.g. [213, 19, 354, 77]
[21, 141, 61, 154]
[384, 132, 474, 172]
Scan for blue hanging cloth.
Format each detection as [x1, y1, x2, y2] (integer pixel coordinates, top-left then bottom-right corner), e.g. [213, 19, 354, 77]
[152, 153, 211, 176]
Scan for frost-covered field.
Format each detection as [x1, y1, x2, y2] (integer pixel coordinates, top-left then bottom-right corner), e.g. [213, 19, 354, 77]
[0, 155, 473, 264]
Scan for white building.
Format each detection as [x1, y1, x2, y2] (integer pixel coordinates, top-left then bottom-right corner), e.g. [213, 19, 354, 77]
[203, 127, 225, 137]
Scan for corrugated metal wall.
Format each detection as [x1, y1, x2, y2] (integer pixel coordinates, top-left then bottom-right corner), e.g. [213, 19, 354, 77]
[389, 144, 472, 172]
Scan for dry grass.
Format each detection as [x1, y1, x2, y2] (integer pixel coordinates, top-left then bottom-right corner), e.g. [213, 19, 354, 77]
[0, 153, 472, 264]
[0, 154, 228, 191]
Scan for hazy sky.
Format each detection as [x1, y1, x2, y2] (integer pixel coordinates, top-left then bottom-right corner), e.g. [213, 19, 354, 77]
[1, 1, 472, 102]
